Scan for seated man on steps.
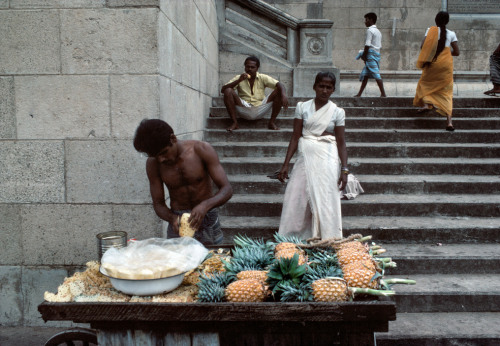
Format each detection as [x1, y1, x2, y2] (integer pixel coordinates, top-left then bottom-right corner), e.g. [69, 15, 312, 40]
[221, 55, 288, 131]
[133, 119, 233, 245]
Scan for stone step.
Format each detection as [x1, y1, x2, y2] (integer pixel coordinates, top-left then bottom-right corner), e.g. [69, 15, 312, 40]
[227, 174, 500, 195]
[382, 243, 500, 275]
[219, 216, 500, 244]
[220, 157, 500, 175]
[213, 142, 500, 159]
[386, 274, 500, 313]
[209, 107, 500, 120]
[220, 194, 500, 217]
[211, 96, 500, 108]
[375, 312, 500, 346]
[205, 128, 500, 143]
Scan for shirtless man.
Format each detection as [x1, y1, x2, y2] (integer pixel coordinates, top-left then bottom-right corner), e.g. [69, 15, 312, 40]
[221, 55, 288, 131]
[133, 119, 233, 245]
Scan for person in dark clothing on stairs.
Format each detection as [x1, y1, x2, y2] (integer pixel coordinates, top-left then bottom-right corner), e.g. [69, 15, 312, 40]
[221, 55, 289, 132]
[484, 43, 500, 96]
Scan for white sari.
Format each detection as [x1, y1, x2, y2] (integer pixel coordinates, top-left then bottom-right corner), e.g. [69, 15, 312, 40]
[278, 100, 343, 240]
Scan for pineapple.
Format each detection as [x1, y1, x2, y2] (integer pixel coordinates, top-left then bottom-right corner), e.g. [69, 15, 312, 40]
[179, 213, 196, 237]
[236, 270, 268, 283]
[275, 242, 308, 265]
[225, 279, 267, 302]
[343, 265, 380, 289]
[311, 277, 350, 302]
[197, 272, 233, 302]
[334, 241, 368, 253]
[342, 258, 378, 274]
[336, 247, 373, 268]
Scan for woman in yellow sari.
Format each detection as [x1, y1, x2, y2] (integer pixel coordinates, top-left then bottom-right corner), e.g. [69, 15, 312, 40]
[414, 11, 460, 131]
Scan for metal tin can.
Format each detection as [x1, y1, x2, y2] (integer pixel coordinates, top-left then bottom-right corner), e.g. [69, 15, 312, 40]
[96, 231, 127, 259]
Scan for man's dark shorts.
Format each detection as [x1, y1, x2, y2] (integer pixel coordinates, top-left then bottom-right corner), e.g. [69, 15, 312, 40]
[167, 208, 223, 245]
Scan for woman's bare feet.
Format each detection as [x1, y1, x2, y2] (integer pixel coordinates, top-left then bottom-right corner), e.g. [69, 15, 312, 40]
[416, 104, 433, 113]
[267, 122, 280, 130]
[226, 123, 239, 132]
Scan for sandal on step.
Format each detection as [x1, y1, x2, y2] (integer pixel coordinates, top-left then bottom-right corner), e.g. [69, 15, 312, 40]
[446, 125, 455, 132]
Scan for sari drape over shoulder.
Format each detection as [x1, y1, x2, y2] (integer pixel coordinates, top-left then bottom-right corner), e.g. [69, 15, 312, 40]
[278, 101, 343, 240]
[414, 26, 454, 116]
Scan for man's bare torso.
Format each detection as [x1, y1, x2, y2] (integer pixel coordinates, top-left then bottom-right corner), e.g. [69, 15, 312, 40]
[158, 141, 213, 210]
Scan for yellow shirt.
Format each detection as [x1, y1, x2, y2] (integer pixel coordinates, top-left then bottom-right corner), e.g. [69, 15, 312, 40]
[229, 72, 279, 106]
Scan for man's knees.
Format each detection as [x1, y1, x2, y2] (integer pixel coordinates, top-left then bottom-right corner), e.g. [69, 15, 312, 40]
[223, 88, 236, 97]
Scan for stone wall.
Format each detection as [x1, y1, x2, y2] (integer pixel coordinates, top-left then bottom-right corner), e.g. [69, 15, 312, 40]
[264, 0, 498, 96]
[268, 0, 500, 71]
[0, 0, 218, 327]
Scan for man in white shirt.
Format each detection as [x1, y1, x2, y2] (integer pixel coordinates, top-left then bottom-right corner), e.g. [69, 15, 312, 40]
[354, 12, 387, 97]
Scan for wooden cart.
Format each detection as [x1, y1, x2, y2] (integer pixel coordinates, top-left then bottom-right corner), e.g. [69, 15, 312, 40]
[39, 300, 396, 345]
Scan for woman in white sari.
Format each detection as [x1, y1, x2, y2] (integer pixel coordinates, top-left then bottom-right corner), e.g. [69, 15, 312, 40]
[278, 72, 348, 240]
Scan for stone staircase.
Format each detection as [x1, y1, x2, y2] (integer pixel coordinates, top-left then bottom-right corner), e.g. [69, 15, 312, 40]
[205, 96, 500, 345]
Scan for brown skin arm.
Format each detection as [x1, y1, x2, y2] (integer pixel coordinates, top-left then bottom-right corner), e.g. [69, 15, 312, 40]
[278, 118, 303, 182]
[450, 41, 460, 56]
[221, 73, 249, 94]
[146, 157, 180, 231]
[334, 126, 348, 191]
[188, 142, 233, 230]
[276, 82, 289, 109]
[361, 45, 370, 62]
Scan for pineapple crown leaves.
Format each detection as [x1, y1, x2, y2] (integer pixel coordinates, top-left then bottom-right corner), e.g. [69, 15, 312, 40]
[197, 281, 226, 303]
[266, 253, 307, 294]
[272, 233, 308, 245]
[303, 265, 344, 285]
[306, 249, 339, 268]
[230, 246, 274, 269]
[233, 234, 274, 253]
[222, 257, 263, 280]
[277, 281, 313, 302]
[198, 271, 234, 289]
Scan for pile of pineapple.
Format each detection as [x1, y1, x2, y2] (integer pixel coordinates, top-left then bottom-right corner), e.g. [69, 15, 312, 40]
[197, 234, 415, 303]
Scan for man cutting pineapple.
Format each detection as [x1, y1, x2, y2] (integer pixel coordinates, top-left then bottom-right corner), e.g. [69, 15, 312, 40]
[133, 119, 233, 245]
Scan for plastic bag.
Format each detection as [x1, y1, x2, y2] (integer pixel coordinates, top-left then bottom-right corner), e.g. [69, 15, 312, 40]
[100, 237, 209, 280]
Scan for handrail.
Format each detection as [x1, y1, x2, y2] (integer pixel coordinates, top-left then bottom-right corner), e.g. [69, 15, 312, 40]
[233, 0, 333, 29]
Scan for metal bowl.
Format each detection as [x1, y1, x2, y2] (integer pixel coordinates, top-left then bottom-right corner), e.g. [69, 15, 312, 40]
[99, 267, 185, 296]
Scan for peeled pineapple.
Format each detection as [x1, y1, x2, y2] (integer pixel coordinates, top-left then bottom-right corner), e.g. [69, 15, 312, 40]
[311, 277, 350, 302]
[225, 279, 267, 302]
[179, 213, 196, 237]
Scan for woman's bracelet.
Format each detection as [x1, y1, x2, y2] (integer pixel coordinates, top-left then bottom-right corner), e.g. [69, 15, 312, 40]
[341, 166, 349, 175]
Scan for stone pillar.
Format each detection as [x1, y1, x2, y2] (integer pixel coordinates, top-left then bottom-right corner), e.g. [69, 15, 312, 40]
[293, 20, 339, 97]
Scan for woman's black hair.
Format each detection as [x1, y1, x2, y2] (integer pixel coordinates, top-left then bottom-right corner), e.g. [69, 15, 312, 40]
[433, 11, 449, 61]
[244, 55, 260, 67]
[133, 119, 174, 157]
[313, 71, 336, 88]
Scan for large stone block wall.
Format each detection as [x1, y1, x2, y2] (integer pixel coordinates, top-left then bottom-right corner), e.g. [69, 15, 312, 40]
[0, 0, 218, 326]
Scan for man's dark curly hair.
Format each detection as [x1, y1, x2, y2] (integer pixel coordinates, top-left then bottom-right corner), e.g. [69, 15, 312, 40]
[133, 119, 174, 157]
[244, 55, 260, 67]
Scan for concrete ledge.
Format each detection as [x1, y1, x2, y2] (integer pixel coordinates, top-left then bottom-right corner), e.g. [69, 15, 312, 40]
[340, 70, 492, 97]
